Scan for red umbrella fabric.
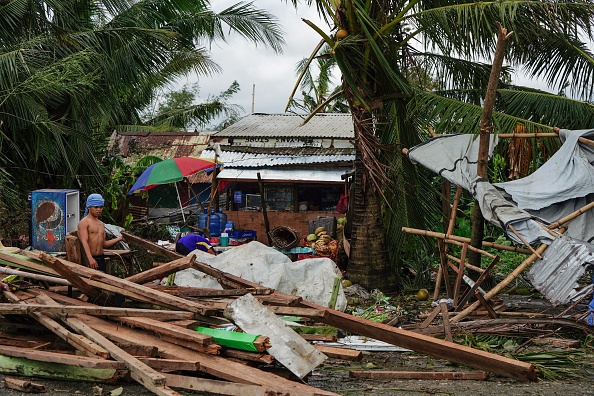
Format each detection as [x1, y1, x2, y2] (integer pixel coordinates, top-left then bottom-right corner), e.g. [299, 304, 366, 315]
[128, 157, 219, 194]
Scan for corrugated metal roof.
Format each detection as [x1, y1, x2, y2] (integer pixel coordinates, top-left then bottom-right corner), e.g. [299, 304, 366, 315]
[107, 131, 210, 166]
[527, 235, 594, 305]
[200, 148, 354, 168]
[213, 113, 354, 138]
[217, 168, 348, 183]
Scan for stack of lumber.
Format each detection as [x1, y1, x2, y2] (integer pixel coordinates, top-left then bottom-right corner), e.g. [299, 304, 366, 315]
[0, 232, 539, 395]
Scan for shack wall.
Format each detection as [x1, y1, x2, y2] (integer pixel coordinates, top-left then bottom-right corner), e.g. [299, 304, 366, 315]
[225, 210, 343, 245]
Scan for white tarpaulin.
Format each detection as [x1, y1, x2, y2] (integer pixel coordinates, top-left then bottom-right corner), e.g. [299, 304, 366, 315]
[174, 241, 347, 311]
[407, 129, 594, 245]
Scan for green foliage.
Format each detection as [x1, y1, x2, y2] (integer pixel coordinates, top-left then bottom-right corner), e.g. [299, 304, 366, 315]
[0, 0, 283, 209]
[288, 0, 594, 290]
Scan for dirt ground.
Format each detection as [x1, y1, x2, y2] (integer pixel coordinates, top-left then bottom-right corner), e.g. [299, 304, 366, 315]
[0, 350, 593, 396]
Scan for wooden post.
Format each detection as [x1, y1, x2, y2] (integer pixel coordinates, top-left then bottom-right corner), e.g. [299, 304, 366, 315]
[257, 172, 272, 246]
[469, 23, 513, 267]
[205, 152, 219, 238]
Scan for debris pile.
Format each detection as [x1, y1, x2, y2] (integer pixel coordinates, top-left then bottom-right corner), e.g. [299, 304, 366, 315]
[0, 231, 542, 394]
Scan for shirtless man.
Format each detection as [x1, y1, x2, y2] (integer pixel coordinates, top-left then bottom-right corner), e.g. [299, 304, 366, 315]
[78, 193, 123, 272]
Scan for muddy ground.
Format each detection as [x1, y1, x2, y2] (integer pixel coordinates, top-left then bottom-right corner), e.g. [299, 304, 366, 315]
[0, 350, 593, 396]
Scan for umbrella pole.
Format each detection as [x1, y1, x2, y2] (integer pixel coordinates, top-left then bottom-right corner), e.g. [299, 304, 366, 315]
[175, 182, 186, 224]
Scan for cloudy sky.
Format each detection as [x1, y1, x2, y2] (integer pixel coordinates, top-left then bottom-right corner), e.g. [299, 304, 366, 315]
[177, 0, 333, 116]
[176, 1, 553, 121]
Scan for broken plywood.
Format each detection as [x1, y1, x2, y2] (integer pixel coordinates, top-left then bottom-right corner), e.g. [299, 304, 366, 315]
[225, 294, 326, 379]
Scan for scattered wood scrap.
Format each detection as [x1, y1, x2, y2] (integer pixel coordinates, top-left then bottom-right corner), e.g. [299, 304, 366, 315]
[0, 230, 558, 396]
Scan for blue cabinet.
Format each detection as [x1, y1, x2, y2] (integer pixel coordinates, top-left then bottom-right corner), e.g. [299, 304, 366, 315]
[31, 189, 79, 252]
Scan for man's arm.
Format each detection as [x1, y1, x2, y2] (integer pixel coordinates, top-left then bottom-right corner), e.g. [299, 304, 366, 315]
[103, 236, 123, 249]
[78, 221, 98, 269]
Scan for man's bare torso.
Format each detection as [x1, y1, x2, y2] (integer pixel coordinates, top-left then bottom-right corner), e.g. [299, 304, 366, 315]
[79, 216, 105, 256]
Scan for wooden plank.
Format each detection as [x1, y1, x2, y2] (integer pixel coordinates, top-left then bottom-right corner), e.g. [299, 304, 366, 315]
[4, 376, 47, 393]
[266, 306, 325, 318]
[145, 257, 537, 382]
[38, 252, 102, 300]
[22, 250, 215, 315]
[0, 303, 194, 320]
[314, 345, 362, 361]
[419, 305, 442, 329]
[454, 256, 500, 312]
[138, 358, 199, 372]
[440, 302, 453, 342]
[300, 334, 337, 342]
[0, 355, 121, 382]
[164, 373, 334, 396]
[75, 314, 337, 395]
[453, 243, 468, 306]
[3, 291, 109, 359]
[475, 292, 499, 319]
[221, 349, 275, 364]
[63, 316, 168, 388]
[124, 255, 195, 285]
[151, 286, 272, 297]
[65, 233, 83, 265]
[0, 266, 70, 286]
[349, 370, 489, 380]
[117, 317, 213, 346]
[121, 232, 182, 260]
[0, 345, 124, 369]
[298, 300, 536, 382]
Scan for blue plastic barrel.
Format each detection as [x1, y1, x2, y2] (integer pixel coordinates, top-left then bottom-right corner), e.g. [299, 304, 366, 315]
[197, 208, 208, 230]
[209, 209, 221, 237]
[218, 209, 227, 230]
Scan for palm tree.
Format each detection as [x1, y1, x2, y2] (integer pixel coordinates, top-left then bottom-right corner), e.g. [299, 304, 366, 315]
[0, 0, 283, 202]
[288, 47, 349, 113]
[288, 0, 594, 291]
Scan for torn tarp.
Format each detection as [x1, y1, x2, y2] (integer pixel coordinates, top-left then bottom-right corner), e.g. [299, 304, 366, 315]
[407, 129, 594, 245]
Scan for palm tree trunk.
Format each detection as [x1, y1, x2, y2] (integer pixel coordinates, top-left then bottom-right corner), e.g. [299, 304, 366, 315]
[346, 107, 397, 291]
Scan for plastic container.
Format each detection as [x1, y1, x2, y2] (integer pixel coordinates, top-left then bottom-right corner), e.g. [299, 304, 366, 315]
[220, 232, 229, 247]
[224, 221, 234, 233]
[218, 209, 227, 230]
[197, 208, 208, 230]
[209, 209, 221, 237]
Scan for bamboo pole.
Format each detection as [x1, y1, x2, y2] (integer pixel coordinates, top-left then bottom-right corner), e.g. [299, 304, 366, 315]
[507, 224, 542, 258]
[402, 227, 532, 254]
[450, 243, 548, 323]
[546, 200, 594, 230]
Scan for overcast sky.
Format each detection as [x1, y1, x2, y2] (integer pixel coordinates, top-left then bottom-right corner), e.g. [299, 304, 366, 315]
[176, 0, 331, 117]
[176, 1, 554, 121]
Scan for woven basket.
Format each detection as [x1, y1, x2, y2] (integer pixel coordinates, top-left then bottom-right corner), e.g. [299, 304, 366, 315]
[268, 226, 301, 250]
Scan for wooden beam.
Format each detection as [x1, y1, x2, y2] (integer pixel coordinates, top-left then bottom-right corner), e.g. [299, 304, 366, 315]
[4, 377, 47, 393]
[138, 358, 199, 372]
[117, 317, 213, 346]
[163, 373, 334, 396]
[0, 345, 124, 369]
[121, 231, 183, 260]
[151, 286, 272, 297]
[221, 349, 275, 364]
[349, 370, 489, 380]
[38, 252, 103, 300]
[0, 303, 195, 320]
[314, 345, 362, 361]
[3, 291, 109, 359]
[124, 255, 195, 285]
[74, 314, 338, 395]
[298, 300, 536, 382]
[22, 250, 215, 315]
[0, 355, 121, 383]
